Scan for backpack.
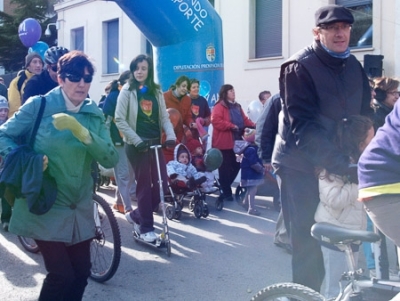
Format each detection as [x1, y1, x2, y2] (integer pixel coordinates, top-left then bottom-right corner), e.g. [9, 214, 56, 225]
[16, 70, 27, 95]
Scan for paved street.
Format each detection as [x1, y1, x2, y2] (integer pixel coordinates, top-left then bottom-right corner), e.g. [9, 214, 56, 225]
[0, 185, 292, 301]
[1, 184, 399, 300]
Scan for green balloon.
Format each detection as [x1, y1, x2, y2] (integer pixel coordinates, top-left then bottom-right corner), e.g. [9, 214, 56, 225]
[204, 148, 223, 171]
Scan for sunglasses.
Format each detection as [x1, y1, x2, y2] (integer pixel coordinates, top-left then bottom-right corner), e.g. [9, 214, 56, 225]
[50, 65, 58, 72]
[64, 73, 93, 83]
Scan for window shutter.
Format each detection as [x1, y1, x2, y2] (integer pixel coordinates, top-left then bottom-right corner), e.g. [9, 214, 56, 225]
[256, 0, 282, 58]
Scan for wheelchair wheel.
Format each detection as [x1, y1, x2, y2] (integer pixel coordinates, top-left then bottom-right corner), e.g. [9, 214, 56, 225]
[166, 205, 175, 220]
[174, 210, 182, 220]
[194, 203, 203, 218]
[202, 204, 209, 218]
[90, 194, 121, 283]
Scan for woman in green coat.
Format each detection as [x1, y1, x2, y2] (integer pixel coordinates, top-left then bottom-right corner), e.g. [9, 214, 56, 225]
[0, 51, 118, 301]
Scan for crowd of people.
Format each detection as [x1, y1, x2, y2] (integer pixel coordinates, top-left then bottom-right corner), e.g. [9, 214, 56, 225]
[1, 4, 400, 301]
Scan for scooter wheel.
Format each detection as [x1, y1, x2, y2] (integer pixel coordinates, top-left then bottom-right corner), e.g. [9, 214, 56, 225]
[215, 198, 224, 211]
[202, 205, 209, 218]
[194, 204, 202, 219]
[166, 205, 175, 220]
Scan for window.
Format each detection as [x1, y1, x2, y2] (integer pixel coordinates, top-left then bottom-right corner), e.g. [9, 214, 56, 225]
[255, 0, 282, 58]
[336, 0, 373, 48]
[104, 19, 119, 74]
[71, 27, 84, 51]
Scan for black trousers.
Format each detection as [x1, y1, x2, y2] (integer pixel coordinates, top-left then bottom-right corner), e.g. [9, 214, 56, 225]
[125, 143, 169, 234]
[218, 149, 240, 197]
[35, 239, 92, 301]
[276, 167, 325, 293]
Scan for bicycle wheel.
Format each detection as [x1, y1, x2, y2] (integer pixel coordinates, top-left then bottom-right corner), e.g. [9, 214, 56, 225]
[18, 236, 40, 253]
[251, 282, 325, 301]
[90, 193, 121, 282]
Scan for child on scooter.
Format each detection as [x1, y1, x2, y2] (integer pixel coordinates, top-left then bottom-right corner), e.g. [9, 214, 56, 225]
[314, 115, 374, 299]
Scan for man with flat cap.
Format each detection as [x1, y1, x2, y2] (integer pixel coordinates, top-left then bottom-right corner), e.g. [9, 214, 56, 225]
[272, 4, 372, 293]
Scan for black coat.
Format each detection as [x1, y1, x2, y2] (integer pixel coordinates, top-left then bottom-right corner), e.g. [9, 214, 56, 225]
[22, 70, 58, 104]
[273, 41, 373, 175]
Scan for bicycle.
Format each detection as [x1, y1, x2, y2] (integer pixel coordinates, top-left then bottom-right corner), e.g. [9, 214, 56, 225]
[251, 222, 400, 301]
[18, 193, 121, 283]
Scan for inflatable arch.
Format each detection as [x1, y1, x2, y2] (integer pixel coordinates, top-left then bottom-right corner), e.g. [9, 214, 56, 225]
[109, 0, 224, 107]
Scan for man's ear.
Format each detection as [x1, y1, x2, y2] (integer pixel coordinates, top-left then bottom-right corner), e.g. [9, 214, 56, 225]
[312, 28, 320, 40]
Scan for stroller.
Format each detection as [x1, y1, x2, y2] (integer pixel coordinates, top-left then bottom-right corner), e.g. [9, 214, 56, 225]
[164, 145, 223, 220]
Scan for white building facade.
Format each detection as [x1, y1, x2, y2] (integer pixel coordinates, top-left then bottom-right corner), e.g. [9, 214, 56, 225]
[53, 0, 400, 108]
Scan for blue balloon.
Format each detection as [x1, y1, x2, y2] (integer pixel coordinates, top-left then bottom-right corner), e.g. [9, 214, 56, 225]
[28, 41, 49, 61]
[18, 18, 42, 47]
[199, 80, 211, 97]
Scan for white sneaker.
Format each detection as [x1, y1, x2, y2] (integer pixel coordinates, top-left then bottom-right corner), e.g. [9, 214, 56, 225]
[125, 212, 134, 224]
[140, 231, 158, 242]
[133, 222, 140, 234]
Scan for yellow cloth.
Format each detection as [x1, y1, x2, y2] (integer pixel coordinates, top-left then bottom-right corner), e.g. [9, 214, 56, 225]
[358, 182, 400, 200]
[52, 113, 92, 144]
[7, 70, 34, 118]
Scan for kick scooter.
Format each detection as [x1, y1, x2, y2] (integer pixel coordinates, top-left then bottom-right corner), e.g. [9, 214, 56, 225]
[132, 145, 172, 257]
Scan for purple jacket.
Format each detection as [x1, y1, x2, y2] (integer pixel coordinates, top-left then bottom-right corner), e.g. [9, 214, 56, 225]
[359, 100, 400, 190]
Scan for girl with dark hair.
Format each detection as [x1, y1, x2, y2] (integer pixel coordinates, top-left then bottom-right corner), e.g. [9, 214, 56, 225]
[115, 54, 176, 242]
[164, 75, 193, 130]
[211, 84, 255, 201]
[315, 115, 374, 299]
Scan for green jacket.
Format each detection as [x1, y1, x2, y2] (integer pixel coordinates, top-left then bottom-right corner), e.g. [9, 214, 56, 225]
[0, 87, 119, 244]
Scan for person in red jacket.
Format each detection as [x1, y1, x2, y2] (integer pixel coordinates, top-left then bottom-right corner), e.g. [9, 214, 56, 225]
[211, 84, 255, 201]
[164, 75, 193, 132]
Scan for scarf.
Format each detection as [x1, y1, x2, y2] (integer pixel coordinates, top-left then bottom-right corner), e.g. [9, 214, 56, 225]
[320, 42, 350, 59]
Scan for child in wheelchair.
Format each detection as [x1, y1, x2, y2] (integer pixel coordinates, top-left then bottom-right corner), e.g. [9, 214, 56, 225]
[166, 143, 207, 191]
[186, 138, 218, 193]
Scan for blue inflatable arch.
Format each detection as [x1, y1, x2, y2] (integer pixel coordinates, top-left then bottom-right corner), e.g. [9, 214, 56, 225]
[109, 0, 224, 107]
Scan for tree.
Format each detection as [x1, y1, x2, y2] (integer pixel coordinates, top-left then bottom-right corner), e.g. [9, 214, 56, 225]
[0, 0, 57, 72]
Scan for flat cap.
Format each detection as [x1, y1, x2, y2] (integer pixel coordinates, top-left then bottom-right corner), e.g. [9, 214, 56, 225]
[315, 5, 354, 26]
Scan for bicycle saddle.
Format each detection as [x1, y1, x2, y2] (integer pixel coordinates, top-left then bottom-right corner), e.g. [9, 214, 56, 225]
[311, 222, 380, 245]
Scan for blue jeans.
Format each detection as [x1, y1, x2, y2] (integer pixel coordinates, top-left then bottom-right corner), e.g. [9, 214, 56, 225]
[362, 215, 376, 270]
[114, 145, 136, 211]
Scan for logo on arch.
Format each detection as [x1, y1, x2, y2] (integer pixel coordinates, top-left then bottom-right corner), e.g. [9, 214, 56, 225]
[206, 45, 215, 62]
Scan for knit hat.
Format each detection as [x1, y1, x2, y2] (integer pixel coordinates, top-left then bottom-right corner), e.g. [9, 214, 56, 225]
[25, 52, 43, 68]
[315, 5, 354, 26]
[0, 96, 9, 110]
[186, 138, 202, 155]
[243, 128, 256, 143]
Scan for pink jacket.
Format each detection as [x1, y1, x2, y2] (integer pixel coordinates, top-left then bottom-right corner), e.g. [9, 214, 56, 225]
[211, 100, 255, 150]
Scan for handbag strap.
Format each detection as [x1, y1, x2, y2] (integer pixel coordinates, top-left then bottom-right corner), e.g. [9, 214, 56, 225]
[28, 96, 46, 147]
